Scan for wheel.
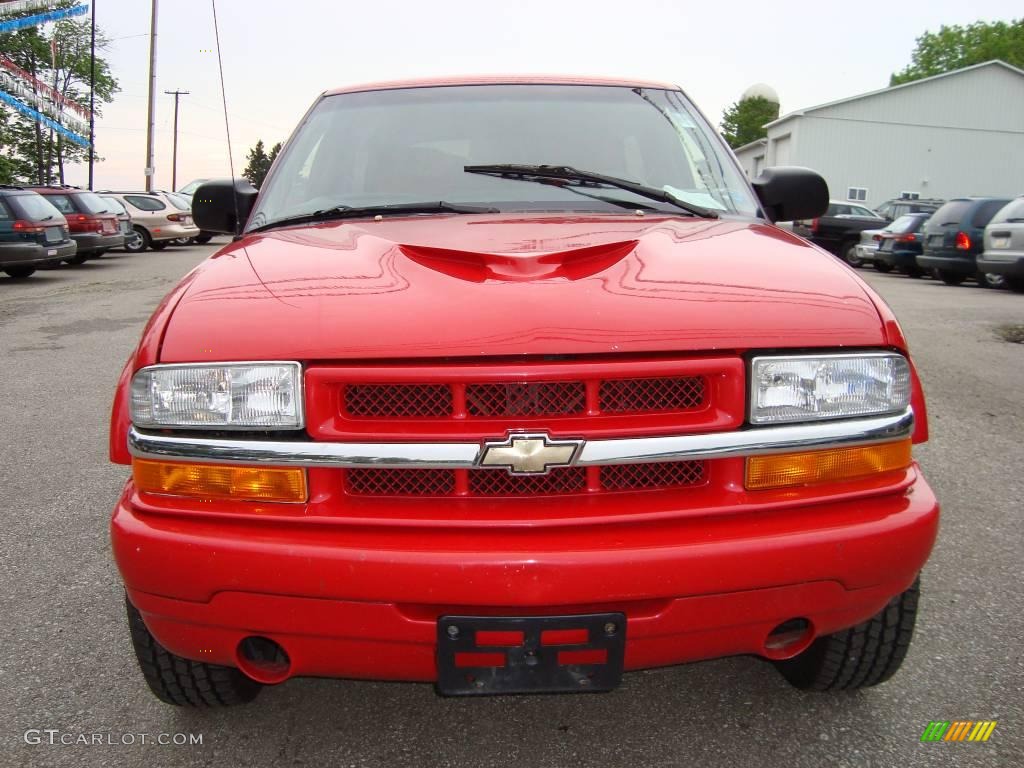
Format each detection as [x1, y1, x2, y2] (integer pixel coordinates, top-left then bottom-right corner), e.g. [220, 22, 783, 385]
[171, 237, 192, 245]
[194, 234, 213, 244]
[93, 249, 108, 258]
[125, 226, 150, 253]
[874, 262, 892, 273]
[125, 596, 261, 707]
[842, 243, 861, 267]
[774, 578, 919, 691]
[902, 267, 923, 278]
[977, 272, 1004, 289]
[938, 270, 967, 286]
[1006, 277, 1024, 293]
[150, 241, 169, 251]
[3, 266, 36, 278]
[64, 253, 89, 265]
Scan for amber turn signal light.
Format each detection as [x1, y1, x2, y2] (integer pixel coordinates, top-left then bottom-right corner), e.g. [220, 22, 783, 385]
[133, 459, 308, 503]
[745, 440, 912, 490]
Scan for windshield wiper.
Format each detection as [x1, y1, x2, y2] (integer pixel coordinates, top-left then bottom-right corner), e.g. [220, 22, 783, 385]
[249, 201, 500, 233]
[464, 164, 719, 219]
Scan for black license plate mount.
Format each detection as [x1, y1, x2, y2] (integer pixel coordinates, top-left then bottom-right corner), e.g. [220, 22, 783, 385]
[436, 612, 626, 696]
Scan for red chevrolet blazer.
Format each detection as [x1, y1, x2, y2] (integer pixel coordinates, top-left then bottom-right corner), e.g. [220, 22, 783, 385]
[109, 76, 938, 706]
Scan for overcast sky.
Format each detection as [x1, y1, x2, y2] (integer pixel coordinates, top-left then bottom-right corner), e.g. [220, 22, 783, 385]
[61, 0, 1021, 190]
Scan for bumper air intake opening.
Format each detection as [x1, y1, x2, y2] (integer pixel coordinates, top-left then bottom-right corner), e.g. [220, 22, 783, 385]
[762, 618, 815, 660]
[236, 636, 291, 684]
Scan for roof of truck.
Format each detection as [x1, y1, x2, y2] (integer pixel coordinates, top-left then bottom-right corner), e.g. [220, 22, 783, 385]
[324, 74, 678, 96]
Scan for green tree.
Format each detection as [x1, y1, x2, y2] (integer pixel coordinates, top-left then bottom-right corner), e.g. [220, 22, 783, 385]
[891, 19, 1024, 85]
[0, 6, 119, 184]
[268, 141, 282, 167]
[720, 96, 780, 150]
[242, 139, 272, 188]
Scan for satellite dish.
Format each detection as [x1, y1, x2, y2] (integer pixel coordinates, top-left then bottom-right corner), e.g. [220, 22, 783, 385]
[742, 83, 780, 104]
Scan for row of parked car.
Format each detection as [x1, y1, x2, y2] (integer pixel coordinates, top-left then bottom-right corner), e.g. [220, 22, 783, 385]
[794, 195, 1024, 292]
[0, 184, 211, 279]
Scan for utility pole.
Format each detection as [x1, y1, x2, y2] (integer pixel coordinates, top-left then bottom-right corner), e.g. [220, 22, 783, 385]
[143, 0, 158, 191]
[88, 0, 95, 190]
[164, 89, 188, 190]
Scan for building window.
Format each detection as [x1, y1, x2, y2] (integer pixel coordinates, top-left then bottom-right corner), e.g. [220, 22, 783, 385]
[847, 187, 868, 202]
[899, 191, 920, 200]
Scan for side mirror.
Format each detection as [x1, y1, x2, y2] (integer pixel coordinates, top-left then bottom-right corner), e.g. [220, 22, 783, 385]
[192, 178, 259, 235]
[751, 166, 829, 224]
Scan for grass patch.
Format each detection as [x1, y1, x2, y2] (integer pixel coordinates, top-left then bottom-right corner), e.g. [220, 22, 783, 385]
[995, 324, 1024, 344]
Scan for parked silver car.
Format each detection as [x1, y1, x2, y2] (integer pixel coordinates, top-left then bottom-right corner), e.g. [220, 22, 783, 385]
[101, 191, 200, 252]
[853, 228, 885, 269]
[978, 196, 1024, 293]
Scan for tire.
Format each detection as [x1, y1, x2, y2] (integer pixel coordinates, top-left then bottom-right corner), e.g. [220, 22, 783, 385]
[938, 270, 967, 286]
[977, 272, 1004, 289]
[194, 234, 213, 244]
[1006, 277, 1024, 293]
[902, 267, 923, 278]
[775, 578, 919, 691]
[873, 262, 892, 273]
[93, 249, 107, 258]
[64, 253, 89, 265]
[125, 596, 261, 707]
[125, 227, 150, 253]
[150, 240, 169, 251]
[842, 243, 861, 267]
[3, 266, 36, 278]
[171, 237, 192, 245]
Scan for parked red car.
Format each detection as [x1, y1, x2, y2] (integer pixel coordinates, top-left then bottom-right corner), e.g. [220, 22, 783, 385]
[109, 77, 938, 706]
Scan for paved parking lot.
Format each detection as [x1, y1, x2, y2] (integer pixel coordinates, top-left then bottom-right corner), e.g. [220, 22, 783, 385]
[1, 246, 1021, 767]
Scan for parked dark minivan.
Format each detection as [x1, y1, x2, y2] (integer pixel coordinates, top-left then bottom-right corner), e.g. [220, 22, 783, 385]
[917, 197, 1012, 287]
[0, 186, 77, 278]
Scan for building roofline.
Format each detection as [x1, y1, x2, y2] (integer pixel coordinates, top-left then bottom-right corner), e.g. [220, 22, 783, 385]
[732, 137, 768, 153]
[765, 60, 1024, 129]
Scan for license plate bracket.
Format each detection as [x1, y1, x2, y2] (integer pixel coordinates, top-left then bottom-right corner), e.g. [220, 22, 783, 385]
[437, 613, 626, 696]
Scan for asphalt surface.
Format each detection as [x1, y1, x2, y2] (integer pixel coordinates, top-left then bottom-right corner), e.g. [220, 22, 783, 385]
[1, 245, 1021, 767]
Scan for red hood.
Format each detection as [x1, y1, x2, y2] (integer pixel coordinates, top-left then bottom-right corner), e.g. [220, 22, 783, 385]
[159, 214, 885, 362]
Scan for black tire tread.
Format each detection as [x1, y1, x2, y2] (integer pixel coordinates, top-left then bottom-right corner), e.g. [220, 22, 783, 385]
[125, 596, 260, 706]
[775, 578, 919, 691]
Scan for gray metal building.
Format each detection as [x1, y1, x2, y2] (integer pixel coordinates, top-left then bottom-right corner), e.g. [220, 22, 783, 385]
[733, 61, 1024, 209]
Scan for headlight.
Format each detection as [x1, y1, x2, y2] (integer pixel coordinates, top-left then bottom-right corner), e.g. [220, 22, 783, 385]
[131, 362, 303, 429]
[750, 353, 910, 424]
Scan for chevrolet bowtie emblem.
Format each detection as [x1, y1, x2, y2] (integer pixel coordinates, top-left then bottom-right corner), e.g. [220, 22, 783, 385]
[479, 433, 584, 475]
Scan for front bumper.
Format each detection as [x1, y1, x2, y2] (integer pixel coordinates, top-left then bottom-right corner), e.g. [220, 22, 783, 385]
[0, 240, 76, 267]
[977, 253, 1024, 277]
[115, 467, 938, 682]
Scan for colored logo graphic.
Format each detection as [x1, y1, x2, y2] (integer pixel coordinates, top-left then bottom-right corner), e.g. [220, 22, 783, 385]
[921, 721, 997, 742]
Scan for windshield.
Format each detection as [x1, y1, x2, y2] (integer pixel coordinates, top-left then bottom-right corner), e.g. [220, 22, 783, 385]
[10, 192, 64, 221]
[77, 191, 112, 214]
[164, 192, 191, 211]
[889, 214, 924, 234]
[991, 198, 1024, 223]
[250, 84, 759, 231]
[178, 179, 207, 195]
[101, 196, 127, 215]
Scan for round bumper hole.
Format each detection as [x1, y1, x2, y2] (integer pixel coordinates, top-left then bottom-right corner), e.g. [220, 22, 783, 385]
[236, 636, 291, 684]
